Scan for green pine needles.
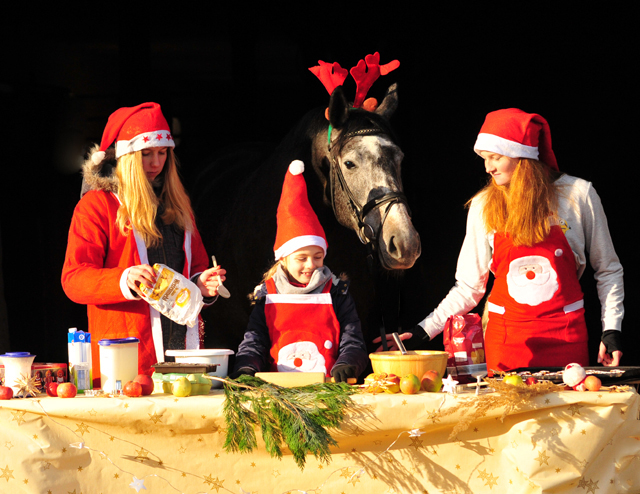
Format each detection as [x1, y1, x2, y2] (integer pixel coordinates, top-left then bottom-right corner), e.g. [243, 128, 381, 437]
[222, 375, 359, 470]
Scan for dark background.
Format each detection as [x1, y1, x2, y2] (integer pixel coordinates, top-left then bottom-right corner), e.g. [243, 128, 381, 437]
[1, 7, 637, 367]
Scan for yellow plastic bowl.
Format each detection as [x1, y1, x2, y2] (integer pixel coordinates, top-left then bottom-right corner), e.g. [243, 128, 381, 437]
[369, 351, 448, 378]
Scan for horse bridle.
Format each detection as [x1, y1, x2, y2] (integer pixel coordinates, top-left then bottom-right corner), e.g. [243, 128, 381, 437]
[327, 125, 411, 268]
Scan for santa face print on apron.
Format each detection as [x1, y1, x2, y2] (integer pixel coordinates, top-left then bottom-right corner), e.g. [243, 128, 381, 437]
[264, 278, 340, 377]
[486, 225, 589, 373]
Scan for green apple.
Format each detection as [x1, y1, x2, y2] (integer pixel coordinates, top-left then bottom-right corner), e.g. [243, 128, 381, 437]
[171, 376, 192, 397]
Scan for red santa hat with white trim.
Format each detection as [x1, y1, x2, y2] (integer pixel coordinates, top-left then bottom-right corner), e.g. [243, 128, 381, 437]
[274, 160, 328, 260]
[91, 102, 175, 165]
[474, 108, 558, 171]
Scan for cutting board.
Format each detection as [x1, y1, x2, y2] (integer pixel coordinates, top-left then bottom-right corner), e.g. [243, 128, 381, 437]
[255, 372, 356, 387]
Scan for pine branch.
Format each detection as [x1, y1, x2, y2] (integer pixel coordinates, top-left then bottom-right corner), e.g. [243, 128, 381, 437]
[220, 375, 359, 470]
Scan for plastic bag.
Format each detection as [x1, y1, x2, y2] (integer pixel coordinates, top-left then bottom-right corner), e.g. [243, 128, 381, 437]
[139, 264, 204, 327]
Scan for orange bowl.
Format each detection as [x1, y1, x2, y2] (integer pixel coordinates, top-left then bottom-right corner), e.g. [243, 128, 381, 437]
[369, 351, 448, 378]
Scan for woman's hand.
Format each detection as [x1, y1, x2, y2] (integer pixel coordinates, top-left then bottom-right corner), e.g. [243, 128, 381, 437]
[126, 264, 157, 298]
[598, 342, 622, 367]
[372, 332, 414, 352]
[197, 266, 227, 298]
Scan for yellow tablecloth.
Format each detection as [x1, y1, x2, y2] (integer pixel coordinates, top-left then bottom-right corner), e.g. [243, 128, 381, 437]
[1, 387, 639, 493]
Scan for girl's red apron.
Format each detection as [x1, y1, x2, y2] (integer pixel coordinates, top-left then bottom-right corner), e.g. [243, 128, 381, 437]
[264, 278, 340, 377]
[486, 225, 589, 373]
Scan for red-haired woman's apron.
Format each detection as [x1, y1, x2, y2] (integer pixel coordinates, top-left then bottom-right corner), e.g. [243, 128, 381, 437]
[485, 226, 589, 374]
[264, 278, 340, 377]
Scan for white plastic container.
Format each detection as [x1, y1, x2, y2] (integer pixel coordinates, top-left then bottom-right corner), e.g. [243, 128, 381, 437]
[98, 338, 139, 392]
[0, 352, 36, 395]
[165, 349, 234, 388]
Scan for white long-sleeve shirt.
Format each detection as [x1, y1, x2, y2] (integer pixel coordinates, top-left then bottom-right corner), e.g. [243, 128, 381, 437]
[419, 174, 624, 338]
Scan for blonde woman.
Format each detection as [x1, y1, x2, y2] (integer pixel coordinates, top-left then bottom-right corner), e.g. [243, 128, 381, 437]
[62, 103, 225, 385]
[378, 109, 623, 373]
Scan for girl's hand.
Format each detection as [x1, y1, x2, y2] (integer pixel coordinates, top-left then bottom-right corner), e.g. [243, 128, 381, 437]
[372, 332, 413, 352]
[197, 266, 227, 298]
[597, 342, 622, 367]
[127, 264, 157, 298]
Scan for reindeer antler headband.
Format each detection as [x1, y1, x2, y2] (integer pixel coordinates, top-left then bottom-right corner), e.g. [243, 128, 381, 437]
[309, 52, 400, 110]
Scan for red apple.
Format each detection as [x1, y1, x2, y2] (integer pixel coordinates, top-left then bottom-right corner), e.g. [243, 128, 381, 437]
[420, 370, 443, 392]
[0, 385, 13, 400]
[57, 383, 77, 398]
[584, 375, 602, 391]
[46, 382, 59, 397]
[525, 377, 538, 386]
[133, 374, 154, 396]
[400, 374, 421, 394]
[123, 381, 142, 397]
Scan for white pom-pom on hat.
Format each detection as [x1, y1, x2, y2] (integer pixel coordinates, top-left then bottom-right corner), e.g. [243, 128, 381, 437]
[562, 363, 587, 388]
[288, 160, 305, 175]
[91, 150, 106, 165]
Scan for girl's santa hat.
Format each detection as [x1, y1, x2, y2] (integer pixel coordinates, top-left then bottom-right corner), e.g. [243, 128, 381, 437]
[274, 160, 328, 260]
[91, 102, 175, 164]
[474, 108, 558, 171]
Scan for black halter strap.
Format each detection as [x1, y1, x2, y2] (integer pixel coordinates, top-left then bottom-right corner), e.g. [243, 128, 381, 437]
[327, 126, 411, 268]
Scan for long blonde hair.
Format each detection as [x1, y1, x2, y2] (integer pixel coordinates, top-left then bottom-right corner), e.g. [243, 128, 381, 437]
[115, 149, 194, 247]
[470, 159, 559, 246]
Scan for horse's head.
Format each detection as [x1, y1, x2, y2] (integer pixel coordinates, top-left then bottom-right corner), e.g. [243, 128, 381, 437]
[311, 84, 421, 270]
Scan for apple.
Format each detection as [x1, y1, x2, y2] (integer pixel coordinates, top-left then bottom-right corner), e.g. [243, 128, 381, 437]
[57, 383, 77, 398]
[503, 374, 524, 386]
[525, 377, 538, 386]
[46, 382, 59, 397]
[584, 375, 602, 391]
[133, 374, 154, 396]
[384, 374, 401, 394]
[364, 373, 387, 394]
[0, 385, 13, 400]
[420, 370, 443, 392]
[123, 381, 143, 397]
[400, 374, 421, 394]
[171, 376, 192, 397]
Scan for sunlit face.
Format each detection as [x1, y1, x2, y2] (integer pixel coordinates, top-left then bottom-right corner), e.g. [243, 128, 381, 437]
[141, 147, 168, 181]
[479, 151, 519, 186]
[282, 245, 325, 285]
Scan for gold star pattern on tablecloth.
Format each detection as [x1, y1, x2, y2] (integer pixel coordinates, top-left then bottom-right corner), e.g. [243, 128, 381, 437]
[4, 442, 13, 450]
[340, 467, 353, 479]
[427, 410, 440, 424]
[273, 470, 280, 478]
[1, 465, 14, 482]
[11, 410, 26, 425]
[203, 474, 224, 492]
[148, 412, 163, 424]
[88, 409, 97, 416]
[484, 473, 498, 489]
[177, 446, 187, 454]
[135, 448, 149, 461]
[410, 437, 423, 449]
[536, 450, 550, 466]
[351, 426, 364, 436]
[75, 422, 90, 436]
[477, 468, 488, 480]
[568, 404, 583, 416]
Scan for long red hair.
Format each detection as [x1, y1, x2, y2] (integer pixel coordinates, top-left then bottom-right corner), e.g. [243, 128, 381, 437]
[470, 159, 560, 246]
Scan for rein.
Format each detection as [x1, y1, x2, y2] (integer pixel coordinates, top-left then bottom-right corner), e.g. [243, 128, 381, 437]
[327, 125, 410, 270]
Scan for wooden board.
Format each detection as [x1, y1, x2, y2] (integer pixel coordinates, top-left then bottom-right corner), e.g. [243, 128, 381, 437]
[255, 372, 356, 387]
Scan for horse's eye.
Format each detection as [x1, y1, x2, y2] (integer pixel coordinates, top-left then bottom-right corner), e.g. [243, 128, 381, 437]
[343, 160, 356, 170]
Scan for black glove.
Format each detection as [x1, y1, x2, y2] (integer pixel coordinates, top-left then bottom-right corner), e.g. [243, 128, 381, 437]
[331, 364, 356, 383]
[601, 330, 622, 355]
[229, 367, 256, 379]
[402, 324, 430, 351]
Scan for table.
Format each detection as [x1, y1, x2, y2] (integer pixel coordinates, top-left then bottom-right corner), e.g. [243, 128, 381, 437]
[2, 386, 640, 493]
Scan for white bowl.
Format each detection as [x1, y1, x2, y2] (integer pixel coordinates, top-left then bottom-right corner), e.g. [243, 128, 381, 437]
[165, 349, 234, 388]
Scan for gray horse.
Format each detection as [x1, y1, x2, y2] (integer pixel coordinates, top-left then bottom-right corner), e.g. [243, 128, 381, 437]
[194, 84, 421, 354]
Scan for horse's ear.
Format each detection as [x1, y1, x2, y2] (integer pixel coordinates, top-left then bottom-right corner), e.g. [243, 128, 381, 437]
[328, 86, 349, 128]
[375, 83, 398, 120]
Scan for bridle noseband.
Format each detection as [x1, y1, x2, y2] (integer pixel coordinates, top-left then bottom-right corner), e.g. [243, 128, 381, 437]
[327, 124, 411, 269]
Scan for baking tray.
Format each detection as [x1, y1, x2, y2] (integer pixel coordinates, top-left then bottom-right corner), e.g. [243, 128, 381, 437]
[153, 362, 219, 374]
[509, 366, 640, 386]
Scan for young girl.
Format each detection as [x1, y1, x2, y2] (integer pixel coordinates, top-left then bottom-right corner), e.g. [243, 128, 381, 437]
[232, 160, 367, 382]
[382, 109, 624, 372]
[62, 102, 225, 384]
